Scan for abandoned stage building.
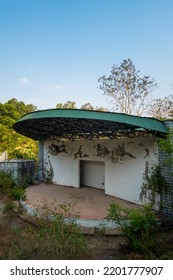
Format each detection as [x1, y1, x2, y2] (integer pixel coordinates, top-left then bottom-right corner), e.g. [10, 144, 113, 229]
[13, 109, 170, 206]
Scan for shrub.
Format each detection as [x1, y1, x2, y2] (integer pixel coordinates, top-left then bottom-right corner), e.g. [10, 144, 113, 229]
[0, 171, 27, 201]
[107, 203, 158, 254]
[0, 171, 16, 195]
[17, 175, 33, 189]
[8, 186, 26, 201]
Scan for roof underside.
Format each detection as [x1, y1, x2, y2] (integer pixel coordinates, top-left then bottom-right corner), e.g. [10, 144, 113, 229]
[13, 109, 168, 141]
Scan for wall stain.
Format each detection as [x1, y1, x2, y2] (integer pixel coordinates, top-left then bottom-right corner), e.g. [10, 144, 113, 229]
[48, 144, 67, 155]
[115, 143, 136, 158]
[144, 161, 149, 176]
[95, 143, 110, 157]
[110, 143, 136, 163]
[139, 161, 150, 202]
[44, 155, 54, 183]
[144, 148, 150, 158]
[110, 151, 119, 163]
[83, 154, 89, 158]
[73, 145, 89, 159]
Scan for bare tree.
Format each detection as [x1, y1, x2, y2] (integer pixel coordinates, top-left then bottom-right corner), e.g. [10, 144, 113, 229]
[98, 59, 157, 116]
[148, 95, 173, 120]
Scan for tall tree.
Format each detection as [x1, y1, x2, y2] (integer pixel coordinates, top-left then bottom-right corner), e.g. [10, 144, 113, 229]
[0, 99, 38, 159]
[148, 95, 173, 120]
[7, 98, 37, 115]
[98, 59, 157, 116]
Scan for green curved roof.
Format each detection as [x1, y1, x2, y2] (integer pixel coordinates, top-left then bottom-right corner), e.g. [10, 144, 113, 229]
[13, 109, 168, 140]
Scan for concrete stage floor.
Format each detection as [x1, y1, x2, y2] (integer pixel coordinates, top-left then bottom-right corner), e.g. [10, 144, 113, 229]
[25, 184, 140, 221]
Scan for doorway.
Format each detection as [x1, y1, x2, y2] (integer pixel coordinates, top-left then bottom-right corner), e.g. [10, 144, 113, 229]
[80, 160, 105, 189]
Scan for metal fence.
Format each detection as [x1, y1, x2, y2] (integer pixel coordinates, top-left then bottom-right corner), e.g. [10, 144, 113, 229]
[0, 159, 36, 184]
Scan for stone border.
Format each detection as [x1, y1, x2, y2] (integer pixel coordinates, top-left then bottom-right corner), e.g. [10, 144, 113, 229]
[20, 200, 120, 234]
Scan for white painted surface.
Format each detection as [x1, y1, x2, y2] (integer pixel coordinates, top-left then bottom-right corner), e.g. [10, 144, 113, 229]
[80, 160, 105, 189]
[43, 137, 158, 204]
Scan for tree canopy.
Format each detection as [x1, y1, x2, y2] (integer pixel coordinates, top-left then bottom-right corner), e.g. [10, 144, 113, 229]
[98, 59, 157, 116]
[56, 101, 107, 111]
[0, 99, 38, 159]
[56, 101, 77, 109]
[6, 98, 37, 115]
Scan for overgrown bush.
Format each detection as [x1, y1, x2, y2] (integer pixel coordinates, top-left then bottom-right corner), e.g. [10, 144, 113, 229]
[107, 203, 158, 254]
[0, 171, 15, 194]
[17, 175, 33, 188]
[8, 186, 26, 201]
[0, 171, 26, 200]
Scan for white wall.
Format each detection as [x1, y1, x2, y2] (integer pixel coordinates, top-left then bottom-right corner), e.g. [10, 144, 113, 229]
[43, 137, 158, 204]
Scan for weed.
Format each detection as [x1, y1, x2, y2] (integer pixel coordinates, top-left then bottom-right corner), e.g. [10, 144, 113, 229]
[2, 201, 16, 214]
[107, 203, 158, 254]
[8, 186, 26, 201]
[94, 223, 106, 237]
[161, 252, 173, 260]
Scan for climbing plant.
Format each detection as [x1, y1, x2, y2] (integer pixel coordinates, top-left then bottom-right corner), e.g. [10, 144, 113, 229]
[141, 166, 168, 204]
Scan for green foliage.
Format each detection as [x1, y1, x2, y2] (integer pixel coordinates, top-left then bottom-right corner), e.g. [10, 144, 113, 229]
[20, 175, 33, 188]
[2, 201, 18, 214]
[55, 101, 107, 111]
[12, 140, 38, 160]
[29, 217, 88, 260]
[0, 171, 27, 200]
[158, 130, 173, 154]
[56, 100, 77, 109]
[161, 251, 173, 260]
[0, 98, 38, 160]
[8, 186, 26, 201]
[144, 166, 168, 194]
[107, 203, 158, 254]
[142, 166, 168, 204]
[6, 98, 37, 115]
[0, 172, 16, 194]
[158, 130, 173, 177]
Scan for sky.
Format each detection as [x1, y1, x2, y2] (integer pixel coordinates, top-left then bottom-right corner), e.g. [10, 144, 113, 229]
[0, 0, 173, 110]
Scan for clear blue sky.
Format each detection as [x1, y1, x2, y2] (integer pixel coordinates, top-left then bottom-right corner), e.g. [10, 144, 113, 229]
[0, 0, 173, 110]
